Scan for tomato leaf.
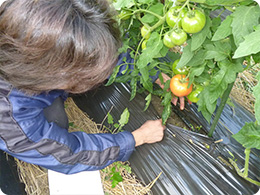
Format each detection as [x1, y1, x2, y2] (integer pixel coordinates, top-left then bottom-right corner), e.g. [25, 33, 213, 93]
[232, 122, 260, 149]
[118, 108, 130, 127]
[136, 32, 163, 69]
[191, 16, 212, 51]
[106, 65, 120, 86]
[140, 66, 153, 92]
[233, 26, 260, 58]
[231, 5, 260, 46]
[107, 113, 114, 125]
[205, 0, 253, 6]
[176, 40, 194, 69]
[141, 3, 164, 24]
[130, 77, 137, 101]
[253, 72, 260, 124]
[162, 102, 172, 125]
[113, 0, 135, 10]
[144, 93, 152, 111]
[212, 15, 233, 41]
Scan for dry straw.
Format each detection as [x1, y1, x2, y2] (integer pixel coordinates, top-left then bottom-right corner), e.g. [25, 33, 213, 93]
[15, 97, 155, 195]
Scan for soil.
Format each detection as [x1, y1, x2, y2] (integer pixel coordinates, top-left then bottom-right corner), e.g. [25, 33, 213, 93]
[150, 94, 188, 129]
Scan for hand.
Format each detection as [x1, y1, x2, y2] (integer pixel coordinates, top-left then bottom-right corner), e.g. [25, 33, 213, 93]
[155, 73, 191, 110]
[132, 119, 165, 146]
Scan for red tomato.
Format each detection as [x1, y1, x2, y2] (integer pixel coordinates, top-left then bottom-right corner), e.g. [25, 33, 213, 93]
[170, 74, 193, 97]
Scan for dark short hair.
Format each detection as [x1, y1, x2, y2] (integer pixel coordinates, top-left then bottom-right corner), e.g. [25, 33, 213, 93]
[0, 0, 121, 94]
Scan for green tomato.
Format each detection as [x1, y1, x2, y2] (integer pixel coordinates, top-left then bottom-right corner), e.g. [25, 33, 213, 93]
[166, 6, 187, 28]
[181, 10, 206, 34]
[187, 85, 204, 103]
[163, 33, 175, 48]
[170, 29, 187, 46]
[141, 26, 151, 40]
[118, 10, 132, 20]
[172, 59, 189, 75]
[142, 40, 147, 50]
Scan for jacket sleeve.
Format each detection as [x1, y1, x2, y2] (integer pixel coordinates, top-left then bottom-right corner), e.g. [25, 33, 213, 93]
[0, 89, 135, 174]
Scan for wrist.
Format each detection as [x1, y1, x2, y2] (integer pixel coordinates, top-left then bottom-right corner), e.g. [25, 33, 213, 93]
[131, 130, 144, 147]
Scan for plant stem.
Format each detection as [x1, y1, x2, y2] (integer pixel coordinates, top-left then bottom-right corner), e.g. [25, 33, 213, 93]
[243, 148, 251, 178]
[208, 81, 235, 137]
[134, 9, 163, 20]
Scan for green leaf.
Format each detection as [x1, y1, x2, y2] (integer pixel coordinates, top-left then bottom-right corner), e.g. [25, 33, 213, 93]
[144, 93, 152, 111]
[136, 32, 163, 69]
[114, 123, 119, 128]
[161, 91, 172, 106]
[107, 113, 114, 125]
[197, 60, 243, 122]
[106, 66, 120, 86]
[130, 77, 137, 101]
[205, 0, 253, 6]
[176, 40, 194, 69]
[191, 16, 212, 51]
[212, 15, 233, 41]
[233, 26, 260, 58]
[232, 122, 260, 149]
[162, 102, 172, 125]
[189, 65, 206, 85]
[113, 0, 135, 10]
[141, 3, 164, 25]
[253, 72, 260, 124]
[140, 66, 153, 92]
[252, 52, 260, 63]
[118, 108, 130, 127]
[231, 5, 260, 46]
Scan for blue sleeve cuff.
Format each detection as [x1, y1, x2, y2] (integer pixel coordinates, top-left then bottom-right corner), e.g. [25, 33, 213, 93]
[114, 131, 135, 162]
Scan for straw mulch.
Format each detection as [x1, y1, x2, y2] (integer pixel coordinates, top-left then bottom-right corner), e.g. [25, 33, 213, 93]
[15, 98, 155, 195]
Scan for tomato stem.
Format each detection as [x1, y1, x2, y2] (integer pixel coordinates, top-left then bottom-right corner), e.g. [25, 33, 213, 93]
[134, 9, 164, 20]
[173, 0, 190, 29]
[208, 81, 234, 137]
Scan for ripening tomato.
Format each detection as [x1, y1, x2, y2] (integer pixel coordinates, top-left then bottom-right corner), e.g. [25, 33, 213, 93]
[187, 85, 204, 103]
[166, 6, 187, 28]
[170, 74, 193, 97]
[118, 10, 132, 20]
[181, 10, 206, 34]
[172, 59, 189, 75]
[141, 26, 151, 39]
[170, 29, 187, 45]
[163, 33, 175, 48]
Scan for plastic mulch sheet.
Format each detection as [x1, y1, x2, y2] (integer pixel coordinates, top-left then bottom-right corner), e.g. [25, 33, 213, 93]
[73, 82, 260, 195]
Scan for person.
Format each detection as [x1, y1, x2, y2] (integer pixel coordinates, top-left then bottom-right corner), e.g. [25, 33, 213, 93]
[0, 0, 184, 174]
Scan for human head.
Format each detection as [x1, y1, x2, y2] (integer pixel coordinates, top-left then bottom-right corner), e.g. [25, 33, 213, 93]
[0, 0, 121, 94]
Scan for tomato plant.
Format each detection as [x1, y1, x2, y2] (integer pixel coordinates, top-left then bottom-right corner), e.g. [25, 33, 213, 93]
[170, 74, 193, 97]
[110, 0, 260, 185]
[172, 59, 189, 75]
[181, 10, 206, 34]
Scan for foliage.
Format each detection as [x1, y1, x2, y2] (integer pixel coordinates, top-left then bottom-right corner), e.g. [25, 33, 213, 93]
[106, 108, 130, 134]
[102, 162, 132, 188]
[110, 0, 260, 185]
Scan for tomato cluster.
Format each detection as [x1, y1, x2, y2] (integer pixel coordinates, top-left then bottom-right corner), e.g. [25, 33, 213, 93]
[163, 6, 206, 48]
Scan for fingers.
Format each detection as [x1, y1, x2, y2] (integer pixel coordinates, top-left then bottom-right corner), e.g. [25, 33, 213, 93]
[132, 119, 166, 146]
[179, 97, 185, 110]
[172, 96, 178, 106]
